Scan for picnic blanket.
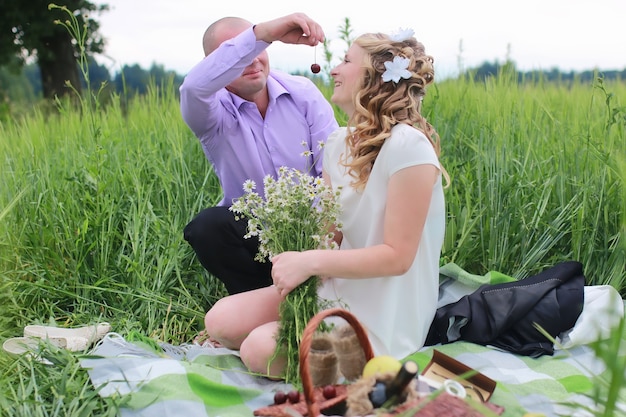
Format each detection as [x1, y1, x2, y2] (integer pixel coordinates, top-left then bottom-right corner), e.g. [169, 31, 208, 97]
[81, 264, 626, 417]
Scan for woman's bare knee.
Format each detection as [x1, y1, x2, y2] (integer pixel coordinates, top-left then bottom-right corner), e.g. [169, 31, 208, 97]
[203, 287, 282, 350]
[204, 298, 243, 349]
[240, 322, 285, 378]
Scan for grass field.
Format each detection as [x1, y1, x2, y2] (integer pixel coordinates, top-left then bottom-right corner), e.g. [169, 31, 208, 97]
[0, 71, 624, 415]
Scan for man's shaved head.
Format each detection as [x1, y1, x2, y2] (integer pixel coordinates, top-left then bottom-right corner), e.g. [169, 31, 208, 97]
[202, 17, 253, 56]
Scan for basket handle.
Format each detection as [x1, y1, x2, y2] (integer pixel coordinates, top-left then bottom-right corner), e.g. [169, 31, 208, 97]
[299, 308, 375, 416]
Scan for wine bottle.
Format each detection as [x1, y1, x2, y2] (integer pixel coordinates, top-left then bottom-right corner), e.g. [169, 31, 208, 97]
[368, 360, 419, 408]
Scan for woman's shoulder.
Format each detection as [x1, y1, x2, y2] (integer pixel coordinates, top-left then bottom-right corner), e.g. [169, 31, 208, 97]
[381, 124, 439, 167]
[390, 123, 429, 142]
[322, 127, 348, 169]
[324, 127, 347, 149]
[384, 124, 432, 153]
[330, 126, 348, 135]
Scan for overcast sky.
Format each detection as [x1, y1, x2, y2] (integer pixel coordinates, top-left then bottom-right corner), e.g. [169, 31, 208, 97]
[94, 0, 626, 78]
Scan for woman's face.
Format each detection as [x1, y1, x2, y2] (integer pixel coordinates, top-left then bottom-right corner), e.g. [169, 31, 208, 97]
[330, 43, 366, 117]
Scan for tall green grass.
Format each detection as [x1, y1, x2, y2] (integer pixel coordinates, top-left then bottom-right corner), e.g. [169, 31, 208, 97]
[0, 71, 624, 415]
[0, 81, 226, 342]
[429, 73, 625, 290]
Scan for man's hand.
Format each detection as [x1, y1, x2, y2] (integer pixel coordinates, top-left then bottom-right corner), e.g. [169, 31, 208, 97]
[253, 13, 325, 46]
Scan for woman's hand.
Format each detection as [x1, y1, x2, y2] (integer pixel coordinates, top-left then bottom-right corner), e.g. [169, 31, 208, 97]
[270, 251, 316, 296]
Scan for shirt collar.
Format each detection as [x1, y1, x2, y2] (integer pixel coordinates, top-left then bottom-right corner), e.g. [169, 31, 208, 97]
[230, 72, 290, 109]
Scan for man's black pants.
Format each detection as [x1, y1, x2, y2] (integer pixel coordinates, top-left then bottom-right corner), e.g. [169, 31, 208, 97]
[183, 206, 272, 294]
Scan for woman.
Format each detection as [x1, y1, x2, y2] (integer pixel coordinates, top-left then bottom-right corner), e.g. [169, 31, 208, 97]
[204, 29, 448, 377]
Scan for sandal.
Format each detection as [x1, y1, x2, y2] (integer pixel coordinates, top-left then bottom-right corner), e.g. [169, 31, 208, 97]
[3, 336, 68, 356]
[23, 322, 111, 346]
[2, 335, 91, 364]
[193, 329, 222, 348]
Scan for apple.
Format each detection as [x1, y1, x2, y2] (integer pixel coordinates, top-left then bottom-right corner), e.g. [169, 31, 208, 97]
[362, 355, 402, 379]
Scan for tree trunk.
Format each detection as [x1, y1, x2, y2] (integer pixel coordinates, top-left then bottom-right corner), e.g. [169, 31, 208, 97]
[38, 30, 81, 99]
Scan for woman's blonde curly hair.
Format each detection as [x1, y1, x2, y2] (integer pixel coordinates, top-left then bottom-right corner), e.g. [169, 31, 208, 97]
[342, 33, 449, 190]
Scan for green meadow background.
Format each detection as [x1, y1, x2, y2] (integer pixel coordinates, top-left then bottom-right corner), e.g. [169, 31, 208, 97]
[0, 70, 624, 414]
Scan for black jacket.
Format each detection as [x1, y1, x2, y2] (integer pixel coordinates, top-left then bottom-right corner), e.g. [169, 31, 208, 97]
[425, 261, 585, 357]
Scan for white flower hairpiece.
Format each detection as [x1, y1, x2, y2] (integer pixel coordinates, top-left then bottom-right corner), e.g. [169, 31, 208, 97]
[382, 56, 411, 83]
[390, 28, 415, 42]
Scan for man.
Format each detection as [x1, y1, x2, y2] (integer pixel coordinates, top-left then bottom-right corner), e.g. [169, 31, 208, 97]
[180, 13, 338, 294]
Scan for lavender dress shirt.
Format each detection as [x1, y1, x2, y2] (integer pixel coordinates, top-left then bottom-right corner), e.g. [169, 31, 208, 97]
[179, 27, 338, 206]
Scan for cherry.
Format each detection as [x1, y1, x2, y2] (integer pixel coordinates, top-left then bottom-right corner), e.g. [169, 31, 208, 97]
[310, 63, 321, 74]
[287, 390, 300, 403]
[273, 391, 287, 405]
[322, 385, 337, 399]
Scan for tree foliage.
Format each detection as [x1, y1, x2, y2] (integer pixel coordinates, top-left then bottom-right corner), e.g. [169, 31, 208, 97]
[0, 0, 108, 98]
[465, 60, 626, 84]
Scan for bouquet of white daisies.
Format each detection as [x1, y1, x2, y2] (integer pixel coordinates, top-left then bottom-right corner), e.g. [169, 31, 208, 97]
[230, 164, 342, 385]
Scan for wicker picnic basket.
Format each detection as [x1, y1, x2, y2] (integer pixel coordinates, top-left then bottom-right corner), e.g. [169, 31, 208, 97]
[253, 308, 505, 417]
[254, 307, 374, 417]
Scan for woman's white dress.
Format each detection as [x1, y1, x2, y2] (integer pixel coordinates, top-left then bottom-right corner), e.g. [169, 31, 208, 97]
[319, 124, 445, 358]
